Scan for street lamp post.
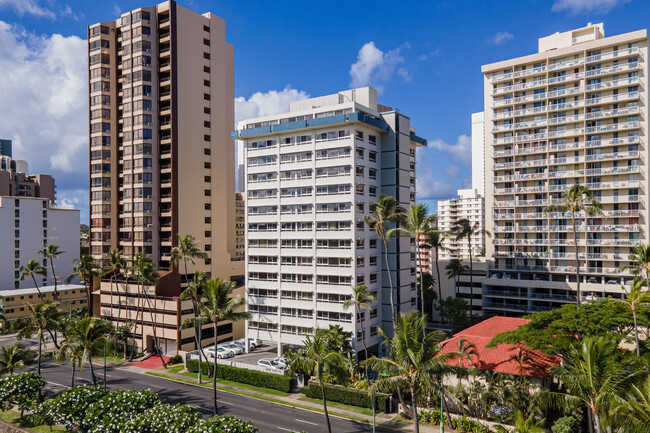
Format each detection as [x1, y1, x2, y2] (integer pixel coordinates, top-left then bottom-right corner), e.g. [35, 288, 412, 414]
[438, 342, 444, 433]
[103, 339, 107, 390]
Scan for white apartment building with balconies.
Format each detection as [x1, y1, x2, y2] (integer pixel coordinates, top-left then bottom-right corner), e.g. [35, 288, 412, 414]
[437, 188, 486, 261]
[483, 23, 648, 316]
[234, 87, 425, 355]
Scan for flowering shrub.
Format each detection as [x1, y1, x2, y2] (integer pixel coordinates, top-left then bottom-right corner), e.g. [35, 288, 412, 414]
[120, 404, 202, 433]
[46, 385, 108, 430]
[189, 415, 259, 433]
[0, 372, 46, 416]
[82, 388, 160, 433]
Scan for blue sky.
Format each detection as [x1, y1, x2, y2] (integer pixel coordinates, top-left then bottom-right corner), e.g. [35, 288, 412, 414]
[0, 0, 648, 222]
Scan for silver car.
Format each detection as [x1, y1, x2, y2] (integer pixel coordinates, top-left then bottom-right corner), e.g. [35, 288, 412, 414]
[220, 343, 244, 355]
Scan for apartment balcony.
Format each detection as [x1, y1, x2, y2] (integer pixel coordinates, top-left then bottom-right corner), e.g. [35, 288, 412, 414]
[548, 100, 581, 111]
[492, 124, 514, 133]
[585, 150, 638, 162]
[585, 121, 639, 134]
[493, 98, 514, 108]
[548, 169, 582, 179]
[547, 72, 583, 85]
[484, 289, 528, 299]
[515, 132, 546, 142]
[547, 86, 583, 98]
[493, 174, 514, 182]
[587, 136, 640, 148]
[585, 61, 639, 79]
[585, 76, 639, 92]
[489, 65, 546, 83]
[530, 293, 575, 302]
[585, 46, 639, 63]
[549, 156, 583, 165]
[585, 165, 640, 176]
[548, 58, 584, 71]
[548, 142, 585, 152]
[585, 92, 639, 106]
[586, 180, 639, 191]
[494, 110, 514, 120]
[494, 136, 515, 144]
[492, 85, 514, 96]
[548, 114, 584, 125]
[515, 172, 547, 181]
[548, 127, 584, 139]
[513, 119, 547, 130]
[547, 224, 640, 232]
[585, 105, 639, 121]
[484, 301, 528, 312]
[514, 145, 547, 155]
[512, 93, 547, 105]
[513, 106, 548, 117]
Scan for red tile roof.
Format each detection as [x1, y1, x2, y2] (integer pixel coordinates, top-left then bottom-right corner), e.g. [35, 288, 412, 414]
[440, 316, 560, 378]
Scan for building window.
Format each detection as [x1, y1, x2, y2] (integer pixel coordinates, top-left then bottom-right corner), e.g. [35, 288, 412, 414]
[204, 79, 210, 87]
[203, 25, 210, 32]
[203, 38, 210, 46]
[204, 93, 210, 101]
[203, 52, 210, 60]
[204, 134, 211, 142]
[204, 66, 210, 73]
[204, 189, 211, 196]
[205, 217, 211, 224]
[204, 162, 211, 169]
[204, 148, 211, 155]
[204, 176, 211, 182]
[205, 231, 211, 238]
[204, 121, 211, 128]
[204, 107, 211, 114]
[205, 203, 211, 210]
[205, 244, 211, 251]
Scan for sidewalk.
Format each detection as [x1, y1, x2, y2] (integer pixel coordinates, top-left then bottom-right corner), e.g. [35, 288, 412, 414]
[143, 367, 453, 432]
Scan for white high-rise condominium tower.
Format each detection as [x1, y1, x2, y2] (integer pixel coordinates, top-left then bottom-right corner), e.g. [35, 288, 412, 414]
[437, 188, 485, 261]
[234, 87, 425, 354]
[483, 23, 648, 316]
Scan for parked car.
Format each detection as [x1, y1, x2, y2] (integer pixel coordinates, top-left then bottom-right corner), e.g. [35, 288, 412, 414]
[221, 343, 244, 355]
[234, 338, 257, 350]
[273, 357, 287, 369]
[250, 338, 263, 347]
[257, 359, 280, 370]
[205, 346, 232, 359]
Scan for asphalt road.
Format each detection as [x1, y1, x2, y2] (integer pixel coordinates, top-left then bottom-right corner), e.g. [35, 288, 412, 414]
[29, 361, 400, 433]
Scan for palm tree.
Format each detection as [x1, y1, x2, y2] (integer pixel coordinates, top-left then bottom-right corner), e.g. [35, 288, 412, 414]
[132, 253, 165, 367]
[67, 254, 99, 312]
[549, 337, 645, 433]
[544, 184, 602, 310]
[171, 234, 208, 287]
[16, 301, 62, 375]
[101, 249, 126, 321]
[622, 244, 650, 289]
[291, 329, 346, 433]
[191, 277, 251, 415]
[343, 284, 377, 381]
[367, 312, 451, 433]
[456, 336, 478, 385]
[450, 218, 491, 314]
[56, 337, 85, 386]
[0, 343, 34, 376]
[425, 230, 450, 302]
[38, 244, 65, 301]
[65, 316, 112, 384]
[19, 259, 47, 299]
[614, 278, 650, 357]
[403, 204, 435, 319]
[512, 411, 545, 433]
[180, 271, 208, 384]
[610, 376, 650, 433]
[509, 348, 532, 377]
[445, 258, 468, 298]
[365, 194, 407, 329]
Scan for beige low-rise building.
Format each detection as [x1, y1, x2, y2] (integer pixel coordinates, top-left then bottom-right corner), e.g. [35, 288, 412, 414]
[0, 284, 87, 324]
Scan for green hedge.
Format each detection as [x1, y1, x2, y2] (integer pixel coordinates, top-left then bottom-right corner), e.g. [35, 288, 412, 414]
[302, 382, 391, 413]
[185, 359, 292, 393]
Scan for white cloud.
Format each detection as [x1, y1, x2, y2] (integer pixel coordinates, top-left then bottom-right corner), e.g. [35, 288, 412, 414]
[552, 0, 631, 14]
[428, 134, 472, 164]
[416, 172, 457, 200]
[0, 21, 87, 179]
[234, 86, 309, 125]
[349, 41, 411, 93]
[488, 31, 514, 45]
[0, 0, 55, 18]
[444, 165, 461, 177]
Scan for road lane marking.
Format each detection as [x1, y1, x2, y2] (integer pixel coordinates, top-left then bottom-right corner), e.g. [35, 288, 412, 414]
[296, 419, 318, 425]
[277, 428, 293, 431]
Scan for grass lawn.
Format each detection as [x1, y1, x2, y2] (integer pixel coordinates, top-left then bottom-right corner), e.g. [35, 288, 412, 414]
[168, 365, 184, 373]
[0, 410, 69, 432]
[298, 396, 374, 416]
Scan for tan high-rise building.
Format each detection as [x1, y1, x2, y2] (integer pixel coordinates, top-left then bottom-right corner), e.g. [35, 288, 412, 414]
[88, 1, 243, 353]
[482, 24, 648, 316]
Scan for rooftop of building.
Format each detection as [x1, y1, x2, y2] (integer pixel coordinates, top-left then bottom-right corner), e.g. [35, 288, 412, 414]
[440, 316, 561, 378]
[0, 283, 85, 297]
[482, 23, 647, 72]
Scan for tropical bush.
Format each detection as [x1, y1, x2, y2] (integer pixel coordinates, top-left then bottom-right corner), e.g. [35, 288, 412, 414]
[46, 385, 108, 430]
[551, 416, 581, 433]
[82, 388, 161, 433]
[0, 372, 46, 417]
[185, 359, 292, 392]
[120, 403, 202, 433]
[168, 354, 183, 365]
[302, 381, 391, 412]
